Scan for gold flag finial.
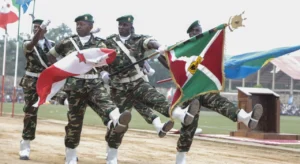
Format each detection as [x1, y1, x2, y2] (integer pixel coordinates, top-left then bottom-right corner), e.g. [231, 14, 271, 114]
[228, 11, 247, 31]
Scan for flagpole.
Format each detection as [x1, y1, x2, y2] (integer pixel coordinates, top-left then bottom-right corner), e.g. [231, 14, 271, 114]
[156, 78, 172, 84]
[30, 0, 36, 32]
[109, 24, 229, 77]
[0, 29, 8, 116]
[12, 6, 21, 118]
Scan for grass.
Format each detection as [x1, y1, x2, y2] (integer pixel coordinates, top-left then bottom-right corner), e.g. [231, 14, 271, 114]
[1, 103, 300, 135]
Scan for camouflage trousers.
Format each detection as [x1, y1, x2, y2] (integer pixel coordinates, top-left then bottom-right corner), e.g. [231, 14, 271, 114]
[107, 79, 170, 148]
[64, 79, 118, 149]
[133, 101, 159, 124]
[110, 79, 170, 117]
[22, 87, 39, 140]
[51, 90, 68, 105]
[177, 92, 239, 152]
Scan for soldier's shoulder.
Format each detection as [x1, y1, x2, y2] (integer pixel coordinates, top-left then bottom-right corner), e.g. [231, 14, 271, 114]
[94, 36, 106, 42]
[69, 34, 79, 39]
[59, 34, 77, 44]
[106, 34, 118, 40]
[132, 33, 149, 40]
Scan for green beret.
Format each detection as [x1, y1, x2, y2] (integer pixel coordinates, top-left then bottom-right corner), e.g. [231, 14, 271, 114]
[116, 15, 134, 23]
[74, 14, 94, 23]
[187, 20, 201, 33]
[32, 19, 43, 25]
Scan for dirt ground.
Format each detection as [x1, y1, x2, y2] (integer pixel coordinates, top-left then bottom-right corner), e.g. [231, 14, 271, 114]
[0, 115, 299, 164]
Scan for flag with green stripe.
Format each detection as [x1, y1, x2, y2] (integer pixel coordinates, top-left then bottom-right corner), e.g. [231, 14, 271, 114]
[166, 24, 227, 111]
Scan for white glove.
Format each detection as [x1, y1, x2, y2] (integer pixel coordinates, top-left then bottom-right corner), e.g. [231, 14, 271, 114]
[143, 61, 155, 76]
[40, 20, 51, 30]
[143, 68, 155, 76]
[100, 71, 110, 84]
[157, 45, 168, 55]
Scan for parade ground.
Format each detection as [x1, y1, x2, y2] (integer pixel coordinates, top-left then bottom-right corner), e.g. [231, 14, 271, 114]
[0, 103, 299, 164]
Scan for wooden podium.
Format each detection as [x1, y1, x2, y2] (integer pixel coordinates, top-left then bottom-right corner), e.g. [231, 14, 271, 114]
[230, 87, 300, 140]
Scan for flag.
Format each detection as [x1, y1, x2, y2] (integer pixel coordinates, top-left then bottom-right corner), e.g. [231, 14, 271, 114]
[33, 48, 116, 107]
[16, 0, 32, 13]
[224, 45, 300, 79]
[166, 24, 226, 111]
[0, 0, 19, 29]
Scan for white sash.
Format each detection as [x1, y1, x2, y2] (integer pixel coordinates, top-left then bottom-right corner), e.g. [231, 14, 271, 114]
[33, 46, 48, 68]
[112, 37, 144, 78]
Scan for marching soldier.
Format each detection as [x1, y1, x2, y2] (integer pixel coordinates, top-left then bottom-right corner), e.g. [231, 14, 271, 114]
[19, 19, 53, 160]
[159, 20, 264, 164]
[46, 14, 131, 164]
[101, 15, 200, 164]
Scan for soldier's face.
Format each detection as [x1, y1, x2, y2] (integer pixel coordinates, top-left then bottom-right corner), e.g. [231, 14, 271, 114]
[76, 21, 93, 37]
[118, 22, 132, 37]
[189, 26, 202, 37]
[33, 24, 46, 39]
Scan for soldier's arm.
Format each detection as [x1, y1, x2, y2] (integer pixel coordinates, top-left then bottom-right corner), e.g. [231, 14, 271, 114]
[24, 28, 47, 53]
[46, 39, 70, 64]
[141, 36, 169, 69]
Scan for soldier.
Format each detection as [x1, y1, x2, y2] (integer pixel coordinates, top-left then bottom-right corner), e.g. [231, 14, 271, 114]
[159, 20, 264, 164]
[101, 15, 200, 164]
[19, 19, 53, 160]
[132, 26, 174, 138]
[46, 14, 131, 164]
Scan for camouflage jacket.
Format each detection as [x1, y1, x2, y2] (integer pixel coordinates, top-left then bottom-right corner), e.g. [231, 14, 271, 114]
[105, 34, 153, 86]
[19, 38, 55, 89]
[50, 34, 106, 91]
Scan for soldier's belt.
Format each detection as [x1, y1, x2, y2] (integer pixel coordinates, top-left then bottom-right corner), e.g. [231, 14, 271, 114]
[116, 73, 145, 83]
[25, 71, 41, 77]
[74, 74, 99, 79]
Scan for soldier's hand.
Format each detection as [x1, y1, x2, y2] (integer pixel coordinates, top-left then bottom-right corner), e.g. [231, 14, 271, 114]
[100, 71, 110, 84]
[143, 61, 155, 76]
[40, 20, 51, 30]
[157, 45, 168, 55]
[143, 67, 155, 76]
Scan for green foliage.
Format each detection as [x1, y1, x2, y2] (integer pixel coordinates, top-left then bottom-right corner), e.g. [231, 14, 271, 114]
[45, 23, 73, 42]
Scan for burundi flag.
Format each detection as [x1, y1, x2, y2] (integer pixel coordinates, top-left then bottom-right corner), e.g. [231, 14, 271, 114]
[0, 0, 19, 29]
[166, 24, 226, 111]
[224, 45, 300, 79]
[33, 48, 116, 107]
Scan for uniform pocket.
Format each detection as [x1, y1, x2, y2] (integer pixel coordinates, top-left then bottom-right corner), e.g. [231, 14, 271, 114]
[19, 76, 37, 90]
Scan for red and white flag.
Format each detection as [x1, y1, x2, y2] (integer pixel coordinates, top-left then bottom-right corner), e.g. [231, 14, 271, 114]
[33, 48, 116, 107]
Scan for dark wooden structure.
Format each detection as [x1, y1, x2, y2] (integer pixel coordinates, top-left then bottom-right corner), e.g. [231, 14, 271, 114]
[230, 87, 300, 140]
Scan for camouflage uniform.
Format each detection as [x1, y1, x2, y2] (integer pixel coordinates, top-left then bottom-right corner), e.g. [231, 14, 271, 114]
[105, 34, 170, 144]
[177, 93, 239, 152]
[49, 34, 119, 149]
[133, 62, 159, 124]
[51, 90, 68, 105]
[19, 38, 54, 140]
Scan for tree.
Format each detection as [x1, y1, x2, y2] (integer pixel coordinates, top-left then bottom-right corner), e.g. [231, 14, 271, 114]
[46, 23, 73, 42]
